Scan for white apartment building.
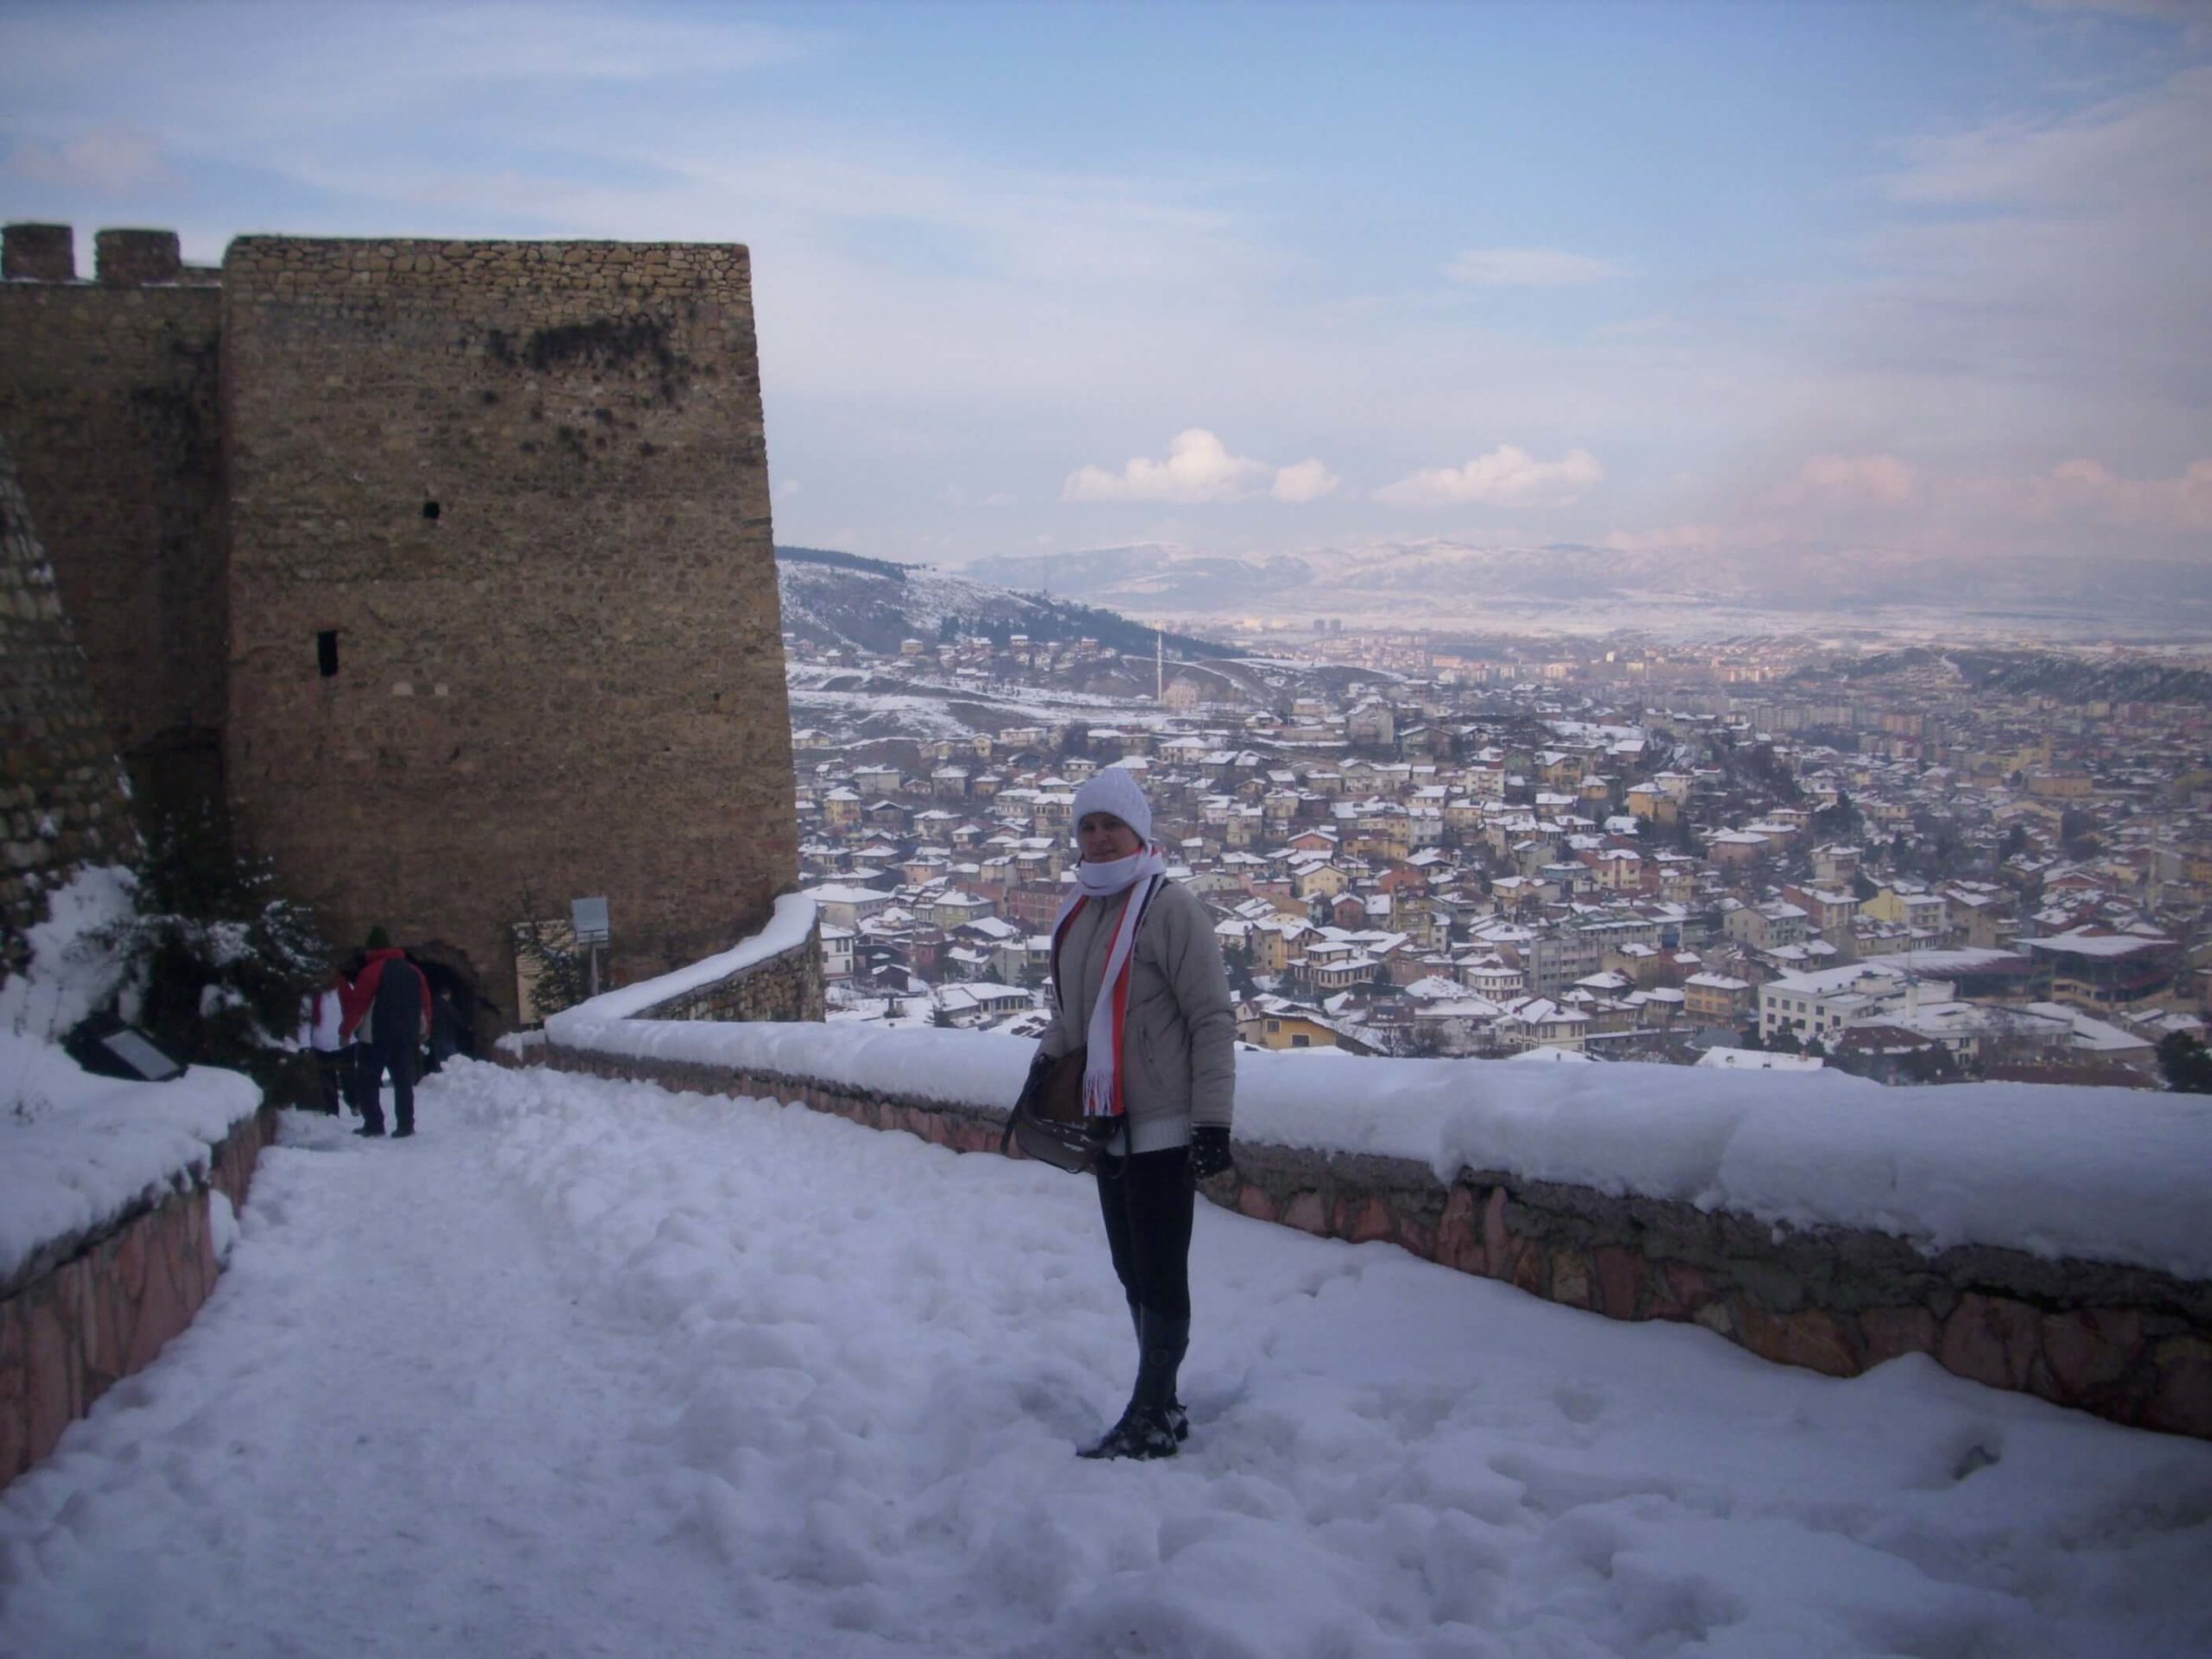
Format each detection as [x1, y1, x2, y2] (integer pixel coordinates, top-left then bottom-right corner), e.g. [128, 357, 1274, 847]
[1758, 963, 1958, 1045]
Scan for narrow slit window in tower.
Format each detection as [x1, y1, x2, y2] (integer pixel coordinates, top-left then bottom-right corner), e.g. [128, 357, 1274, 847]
[317, 631, 339, 678]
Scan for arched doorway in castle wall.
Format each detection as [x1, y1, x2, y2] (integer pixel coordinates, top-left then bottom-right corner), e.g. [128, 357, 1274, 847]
[402, 941, 488, 1070]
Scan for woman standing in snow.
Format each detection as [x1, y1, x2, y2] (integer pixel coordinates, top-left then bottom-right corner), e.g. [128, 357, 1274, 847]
[1034, 766, 1236, 1459]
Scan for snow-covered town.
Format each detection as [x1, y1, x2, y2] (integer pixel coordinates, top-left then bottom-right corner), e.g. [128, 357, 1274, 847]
[781, 575, 2212, 1091]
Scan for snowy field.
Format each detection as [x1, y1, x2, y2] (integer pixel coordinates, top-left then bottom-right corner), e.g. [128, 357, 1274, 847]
[4, 1062, 2210, 1659]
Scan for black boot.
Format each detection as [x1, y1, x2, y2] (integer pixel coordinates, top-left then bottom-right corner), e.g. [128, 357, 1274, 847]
[1081, 1308, 1190, 1460]
[1127, 1300, 1188, 1442]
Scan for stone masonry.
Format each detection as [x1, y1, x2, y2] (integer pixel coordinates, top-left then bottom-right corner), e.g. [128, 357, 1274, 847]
[0, 228, 226, 820]
[536, 1040, 2212, 1442]
[1, 224, 806, 1025]
[221, 237, 797, 1008]
[0, 435, 138, 964]
[634, 916, 826, 1023]
[0, 1103, 279, 1492]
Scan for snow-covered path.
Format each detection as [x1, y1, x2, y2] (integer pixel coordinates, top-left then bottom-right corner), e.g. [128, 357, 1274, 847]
[4, 1060, 2211, 1658]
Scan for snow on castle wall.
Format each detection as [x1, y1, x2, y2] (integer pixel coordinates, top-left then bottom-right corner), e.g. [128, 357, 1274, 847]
[0, 1104, 277, 1493]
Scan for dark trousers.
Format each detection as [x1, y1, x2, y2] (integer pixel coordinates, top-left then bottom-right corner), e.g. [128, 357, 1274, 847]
[313, 1048, 348, 1114]
[1096, 1146, 1195, 1321]
[355, 1038, 418, 1133]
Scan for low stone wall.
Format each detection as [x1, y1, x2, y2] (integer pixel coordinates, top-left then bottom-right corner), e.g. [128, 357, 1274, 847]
[632, 918, 824, 1024]
[540, 1047, 2212, 1440]
[0, 1103, 279, 1490]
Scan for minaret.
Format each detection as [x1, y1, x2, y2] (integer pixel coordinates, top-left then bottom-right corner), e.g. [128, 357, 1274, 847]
[1156, 629, 1164, 701]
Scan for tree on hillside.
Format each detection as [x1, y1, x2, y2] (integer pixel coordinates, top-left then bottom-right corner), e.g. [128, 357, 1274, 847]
[1811, 789, 1859, 841]
[2157, 1031, 2212, 1093]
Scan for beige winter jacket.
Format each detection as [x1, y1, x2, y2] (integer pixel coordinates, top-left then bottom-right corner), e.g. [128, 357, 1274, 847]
[1039, 878, 1236, 1155]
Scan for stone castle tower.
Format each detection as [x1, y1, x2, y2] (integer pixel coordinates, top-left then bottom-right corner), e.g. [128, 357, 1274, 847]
[0, 224, 804, 1029]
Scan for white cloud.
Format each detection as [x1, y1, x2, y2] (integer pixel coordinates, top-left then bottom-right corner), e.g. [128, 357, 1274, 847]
[1374, 445, 1604, 508]
[776, 478, 803, 500]
[2023, 456, 2212, 530]
[4, 126, 168, 193]
[1446, 247, 1616, 287]
[1785, 454, 1917, 506]
[1064, 429, 1273, 503]
[982, 492, 1017, 507]
[1271, 459, 1341, 503]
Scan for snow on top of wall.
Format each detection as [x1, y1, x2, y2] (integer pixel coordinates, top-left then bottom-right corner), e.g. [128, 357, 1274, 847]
[1, 868, 262, 1285]
[548, 894, 818, 1024]
[547, 982, 2212, 1282]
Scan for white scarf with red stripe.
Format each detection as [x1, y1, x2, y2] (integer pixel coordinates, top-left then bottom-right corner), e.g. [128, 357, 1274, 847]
[1051, 845, 1169, 1118]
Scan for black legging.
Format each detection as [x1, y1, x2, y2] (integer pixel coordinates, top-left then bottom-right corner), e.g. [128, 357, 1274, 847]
[1096, 1146, 1195, 1321]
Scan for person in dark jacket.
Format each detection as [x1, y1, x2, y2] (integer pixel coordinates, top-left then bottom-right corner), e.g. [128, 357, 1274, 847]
[343, 928, 432, 1139]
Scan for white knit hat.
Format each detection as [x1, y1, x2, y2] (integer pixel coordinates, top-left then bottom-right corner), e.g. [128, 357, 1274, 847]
[1071, 766, 1153, 844]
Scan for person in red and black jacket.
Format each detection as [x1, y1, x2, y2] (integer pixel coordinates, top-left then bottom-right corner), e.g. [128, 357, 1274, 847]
[342, 928, 433, 1139]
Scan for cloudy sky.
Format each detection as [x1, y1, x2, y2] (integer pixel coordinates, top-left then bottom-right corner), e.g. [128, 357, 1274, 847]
[3, 0, 2207, 576]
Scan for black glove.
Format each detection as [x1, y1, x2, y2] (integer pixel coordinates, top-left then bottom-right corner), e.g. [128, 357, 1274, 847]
[1190, 1125, 1234, 1181]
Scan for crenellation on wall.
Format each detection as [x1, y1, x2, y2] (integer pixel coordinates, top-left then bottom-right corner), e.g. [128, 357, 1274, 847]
[3, 223, 75, 283]
[94, 229, 182, 288]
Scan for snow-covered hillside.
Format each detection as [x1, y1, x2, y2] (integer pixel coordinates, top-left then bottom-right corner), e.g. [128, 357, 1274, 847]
[774, 550, 1224, 661]
[958, 538, 2212, 639]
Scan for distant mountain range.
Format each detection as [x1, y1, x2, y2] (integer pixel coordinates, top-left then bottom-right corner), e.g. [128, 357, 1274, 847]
[1818, 647, 2212, 706]
[773, 545, 1227, 659]
[959, 539, 2212, 639]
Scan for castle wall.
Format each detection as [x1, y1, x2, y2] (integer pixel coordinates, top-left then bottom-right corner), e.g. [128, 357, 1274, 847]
[0, 227, 226, 817]
[0, 437, 139, 963]
[219, 238, 798, 1014]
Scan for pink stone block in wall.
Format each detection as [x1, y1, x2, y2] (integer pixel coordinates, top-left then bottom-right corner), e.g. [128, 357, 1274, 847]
[1394, 1211, 1436, 1261]
[1779, 1308, 1859, 1377]
[1481, 1188, 1509, 1278]
[1939, 1293, 2040, 1392]
[1861, 1306, 1940, 1367]
[0, 1303, 27, 1484]
[24, 1291, 79, 1471]
[1283, 1192, 1328, 1236]
[1651, 1261, 1715, 1322]
[1510, 1244, 1548, 1299]
[1550, 1249, 1593, 1310]
[1592, 1246, 1644, 1319]
[2040, 1307, 2144, 1398]
[1435, 1186, 1484, 1275]
[1350, 1197, 1396, 1246]
[131, 1209, 195, 1373]
[2145, 1338, 2212, 1439]
[1236, 1185, 1279, 1224]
